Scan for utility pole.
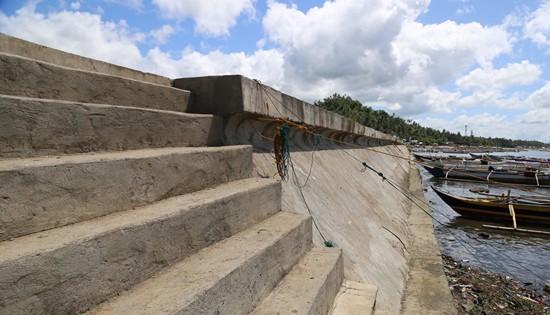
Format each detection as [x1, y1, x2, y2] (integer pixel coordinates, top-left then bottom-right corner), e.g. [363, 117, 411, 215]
[465, 125, 468, 136]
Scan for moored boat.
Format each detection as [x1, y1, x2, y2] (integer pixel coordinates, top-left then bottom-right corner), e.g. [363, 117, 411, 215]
[432, 187, 550, 225]
[423, 164, 550, 187]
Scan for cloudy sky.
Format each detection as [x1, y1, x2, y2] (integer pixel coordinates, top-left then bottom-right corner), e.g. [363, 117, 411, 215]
[1, 0, 550, 142]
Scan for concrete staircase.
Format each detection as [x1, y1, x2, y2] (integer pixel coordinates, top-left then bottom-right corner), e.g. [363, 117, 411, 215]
[0, 46, 349, 314]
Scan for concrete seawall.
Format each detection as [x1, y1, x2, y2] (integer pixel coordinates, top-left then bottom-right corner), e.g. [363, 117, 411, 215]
[177, 75, 456, 314]
[0, 33, 455, 314]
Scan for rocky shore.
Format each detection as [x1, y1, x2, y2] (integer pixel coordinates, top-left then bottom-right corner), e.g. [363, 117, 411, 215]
[442, 254, 549, 314]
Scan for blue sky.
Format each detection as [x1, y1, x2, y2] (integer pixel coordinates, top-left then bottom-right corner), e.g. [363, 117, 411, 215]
[1, 0, 550, 142]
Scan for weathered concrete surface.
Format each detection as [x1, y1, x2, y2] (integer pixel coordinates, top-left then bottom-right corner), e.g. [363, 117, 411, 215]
[331, 281, 378, 315]
[0, 95, 222, 159]
[0, 53, 189, 112]
[251, 247, 343, 315]
[86, 212, 312, 315]
[0, 178, 281, 315]
[252, 145, 411, 314]
[400, 167, 457, 315]
[174, 75, 397, 146]
[0, 146, 252, 241]
[0, 33, 171, 86]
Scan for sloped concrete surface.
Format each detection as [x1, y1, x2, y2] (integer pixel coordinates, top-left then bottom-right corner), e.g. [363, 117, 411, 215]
[0, 95, 221, 159]
[0, 146, 252, 240]
[0, 178, 280, 315]
[252, 145, 411, 314]
[86, 212, 312, 315]
[0, 53, 189, 111]
[251, 247, 343, 315]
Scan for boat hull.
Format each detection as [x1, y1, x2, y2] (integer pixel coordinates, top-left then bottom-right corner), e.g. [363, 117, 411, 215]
[432, 187, 550, 225]
[423, 165, 550, 186]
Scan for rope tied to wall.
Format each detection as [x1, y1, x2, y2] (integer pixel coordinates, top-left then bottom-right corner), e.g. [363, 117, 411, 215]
[362, 161, 386, 181]
[274, 124, 291, 181]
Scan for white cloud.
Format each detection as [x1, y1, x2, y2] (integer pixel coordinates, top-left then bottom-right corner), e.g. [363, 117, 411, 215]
[70, 2, 80, 10]
[517, 108, 550, 124]
[452, 61, 541, 109]
[0, 2, 143, 69]
[260, 0, 514, 118]
[151, 0, 255, 37]
[150, 24, 174, 44]
[524, 0, 550, 48]
[417, 112, 550, 142]
[144, 47, 285, 83]
[524, 82, 550, 109]
[418, 113, 512, 138]
[456, 61, 541, 91]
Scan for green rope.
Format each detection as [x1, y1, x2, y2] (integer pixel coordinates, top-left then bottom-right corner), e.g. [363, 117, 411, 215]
[276, 124, 292, 181]
[281, 128, 333, 248]
[362, 162, 385, 180]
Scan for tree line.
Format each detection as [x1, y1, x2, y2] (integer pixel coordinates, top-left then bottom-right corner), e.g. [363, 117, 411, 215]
[314, 93, 549, 148]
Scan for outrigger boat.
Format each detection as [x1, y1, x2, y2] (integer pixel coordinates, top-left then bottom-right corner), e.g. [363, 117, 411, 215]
[432, 187, 550, 225]
[423, 164, 550, 187]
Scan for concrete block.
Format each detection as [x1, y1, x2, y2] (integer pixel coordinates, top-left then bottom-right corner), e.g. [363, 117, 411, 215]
[0, 95, 222, 159]
[0, 178, 281, 315]
[0, 53, 188, 112]
[330, 281, 378, 315]
[86, 212, 312, 315]
[251, 247, 344, 315]
[173, 75, 397, 145]
[0, 146, 252, 241]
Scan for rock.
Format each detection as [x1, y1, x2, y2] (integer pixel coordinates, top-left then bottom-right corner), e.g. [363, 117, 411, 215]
[460, 299, 475, 312]
[478, 232, 490, 239]
[544, 282, 550, 294]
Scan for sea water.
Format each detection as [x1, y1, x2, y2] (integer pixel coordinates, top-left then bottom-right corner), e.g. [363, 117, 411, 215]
[418, 150, 550, 292]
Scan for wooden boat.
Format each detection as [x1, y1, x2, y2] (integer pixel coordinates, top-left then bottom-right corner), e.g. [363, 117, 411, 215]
[432, 187, 550, 225]
[423, 164, 550, 186]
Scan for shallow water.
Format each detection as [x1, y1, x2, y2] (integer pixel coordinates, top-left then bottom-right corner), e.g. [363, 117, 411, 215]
[417, 151, 550, 292]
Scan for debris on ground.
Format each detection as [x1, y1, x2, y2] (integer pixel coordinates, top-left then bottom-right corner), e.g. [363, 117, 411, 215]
[442, 254, 550, 315]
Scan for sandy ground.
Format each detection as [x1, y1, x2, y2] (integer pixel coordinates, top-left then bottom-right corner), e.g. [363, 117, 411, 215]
[442, 254, 550, 315]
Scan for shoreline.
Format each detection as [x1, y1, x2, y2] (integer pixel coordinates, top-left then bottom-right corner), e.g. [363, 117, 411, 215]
[442, 254, 549, 314]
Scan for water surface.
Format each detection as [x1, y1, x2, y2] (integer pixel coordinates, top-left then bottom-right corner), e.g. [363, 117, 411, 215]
[417, 151, 550, 291]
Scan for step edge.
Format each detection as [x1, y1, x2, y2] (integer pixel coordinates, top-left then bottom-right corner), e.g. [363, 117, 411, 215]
[85, 211, 312, 314]
[0, 178, 279, 262]
[0, 145, 252, 169]
[0, 94, 214, 118]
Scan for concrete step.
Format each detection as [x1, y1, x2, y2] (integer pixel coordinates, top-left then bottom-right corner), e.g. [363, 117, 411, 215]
[0, 33, 171, 86]
[330, 281, 378, 315]
[0, 53, 189, 112]
[0, 95, 221, 159]
[86, 211, 312, 315]
[0, 145, 252, 241]
[251, 247, 344, 315]
[0, 178, 281, 315]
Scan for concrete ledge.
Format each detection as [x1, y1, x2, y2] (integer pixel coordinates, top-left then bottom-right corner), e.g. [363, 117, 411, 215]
[401, 165, 457, 315]
[331, 281, 378, 315]
[0, 33, 170, 86]
[0, 53, 189, 112]
[173, 75, 398, 146]
[0, 146, 252, 240]
[0, 178, 281, 314]
[86, 212, 312, 315]
[251, 247, 344, 315]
